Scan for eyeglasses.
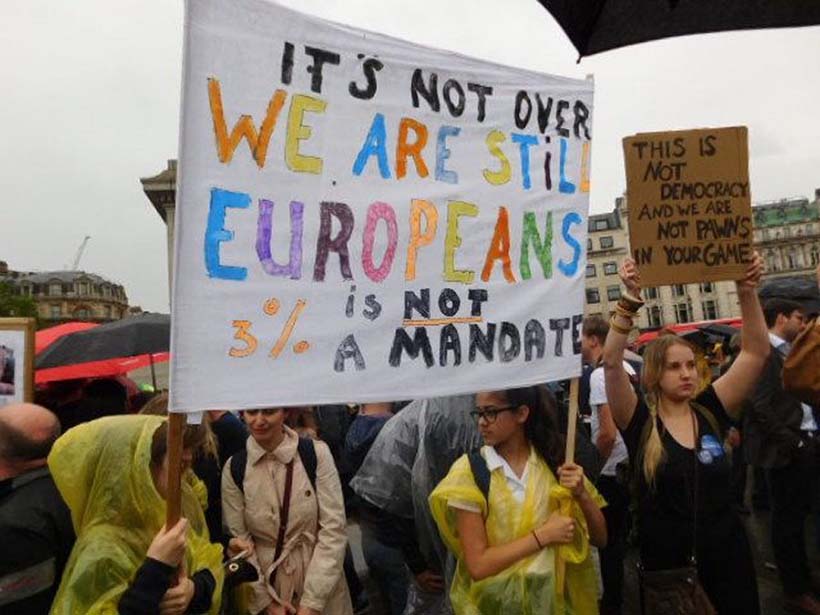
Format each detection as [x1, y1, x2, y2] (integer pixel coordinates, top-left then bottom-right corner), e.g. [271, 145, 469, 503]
[469, 405, 517, 424]
[243, 408, 282, 417]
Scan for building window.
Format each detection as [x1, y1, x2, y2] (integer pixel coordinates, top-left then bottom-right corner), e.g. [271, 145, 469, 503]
[600, 236, 614, 249]
[702, 300, 719, 320]
[104, 306, 112, 319]
[50, 305, 61, 318]
[648, 305, 663, 328]
[75, 308, 90, 319]
[586, 289, 600, 304]
[594, 219, 609, 231]
[78, 282, 88, 295]
[587, 239, 593, 251]
[49, 283, 61, 296]
[672, 284, 685, 297]
[646, 287, 659, 300]
[675, 302, 692, 324]
[603, 262, 618, 275]
[811, 247, 820, 266]
[607, 285, 621, 301]
[585, 264, 596, 278]
[699, 282, 714, 294]
[787, 250, 799, 269]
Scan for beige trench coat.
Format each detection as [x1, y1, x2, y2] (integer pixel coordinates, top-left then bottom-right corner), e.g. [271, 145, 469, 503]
[222, 427, 353, 614]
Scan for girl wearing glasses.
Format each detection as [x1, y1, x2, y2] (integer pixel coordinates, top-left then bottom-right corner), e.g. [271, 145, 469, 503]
[429, 385, 607, 614]
[222, 408, 353, 615]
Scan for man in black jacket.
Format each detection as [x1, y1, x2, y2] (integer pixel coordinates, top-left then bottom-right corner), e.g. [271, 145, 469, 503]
[745, 298, 819, 614]
[0, 403, 75, 615]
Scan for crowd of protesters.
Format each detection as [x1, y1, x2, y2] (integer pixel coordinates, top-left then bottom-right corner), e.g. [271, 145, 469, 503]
[2, 255, 820, 615]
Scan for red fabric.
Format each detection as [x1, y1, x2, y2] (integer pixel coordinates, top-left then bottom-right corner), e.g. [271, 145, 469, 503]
[35, 322, 98, 354]
[635, 318, 742, 347]
[35, 352, 170, 384]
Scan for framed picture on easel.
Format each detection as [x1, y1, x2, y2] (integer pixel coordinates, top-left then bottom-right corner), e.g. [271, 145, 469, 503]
[0, 318, 35, 406]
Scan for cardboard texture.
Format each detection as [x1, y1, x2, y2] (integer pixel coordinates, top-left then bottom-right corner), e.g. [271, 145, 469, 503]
[623, 126, 751, 286]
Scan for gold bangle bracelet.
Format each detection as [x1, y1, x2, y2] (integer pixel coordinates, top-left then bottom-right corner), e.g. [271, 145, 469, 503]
[614, 304, 639, 320]
[532, 530, 544, 550]
[609, 318, 633, 336]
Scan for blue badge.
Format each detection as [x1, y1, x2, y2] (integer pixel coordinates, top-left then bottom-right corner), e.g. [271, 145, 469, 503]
[698, 434, 724, 465]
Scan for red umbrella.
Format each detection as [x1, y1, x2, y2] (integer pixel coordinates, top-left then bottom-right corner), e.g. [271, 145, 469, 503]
[35, 322, 98, 354]
[635, 317, 742, 347]
[35, 351, 170, 385]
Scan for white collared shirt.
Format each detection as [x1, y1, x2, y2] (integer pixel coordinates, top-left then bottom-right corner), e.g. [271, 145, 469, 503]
[769, 331, 817, 432]
[448, 445, 531, 513]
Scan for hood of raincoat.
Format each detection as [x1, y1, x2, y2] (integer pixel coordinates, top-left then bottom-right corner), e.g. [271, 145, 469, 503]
[47, 414, 223, 615]
[344, 414, 391, 477]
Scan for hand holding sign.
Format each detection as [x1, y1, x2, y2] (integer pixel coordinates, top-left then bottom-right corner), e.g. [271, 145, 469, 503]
[618, 258, 642, 298]
[738, 252, 764, 291]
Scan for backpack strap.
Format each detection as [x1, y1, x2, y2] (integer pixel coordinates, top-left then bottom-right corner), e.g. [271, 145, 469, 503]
[230, 437, 318, 495]
[690, 400, 721, 438]
[229, 448, 248, 494]
[467, 450, 491, 507]
[297, 437, 318, 491]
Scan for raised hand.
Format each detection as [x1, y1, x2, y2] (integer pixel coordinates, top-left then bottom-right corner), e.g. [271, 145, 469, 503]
[619, 257, 642, 297]
[737, 251, 764, 290]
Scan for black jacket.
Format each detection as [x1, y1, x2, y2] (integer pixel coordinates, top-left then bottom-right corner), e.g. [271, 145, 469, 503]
[744, 344, 808, 469]
[0, 467, 75, 615]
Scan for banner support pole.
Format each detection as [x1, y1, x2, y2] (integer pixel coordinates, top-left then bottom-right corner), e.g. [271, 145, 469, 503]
[165, 412, 187, 526]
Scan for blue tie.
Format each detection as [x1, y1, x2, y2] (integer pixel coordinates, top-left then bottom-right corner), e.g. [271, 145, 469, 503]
[777, 341, 791, 356]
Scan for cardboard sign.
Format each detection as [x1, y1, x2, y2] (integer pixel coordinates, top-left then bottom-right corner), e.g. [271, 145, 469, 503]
[169, 0, 594, 411]
[623, 127, 751, 286]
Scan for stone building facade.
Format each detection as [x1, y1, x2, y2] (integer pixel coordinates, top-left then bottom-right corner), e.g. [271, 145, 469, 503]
[0, 262, 129, 324]
[753, 192, 820, 280]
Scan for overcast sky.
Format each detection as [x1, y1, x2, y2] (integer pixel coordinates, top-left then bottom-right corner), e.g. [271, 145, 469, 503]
[2, 0, 818, 313]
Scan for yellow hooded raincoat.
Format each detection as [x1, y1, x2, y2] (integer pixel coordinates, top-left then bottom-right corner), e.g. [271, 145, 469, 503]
[47, 415, 224, 615]
[429, 446, 604, 615]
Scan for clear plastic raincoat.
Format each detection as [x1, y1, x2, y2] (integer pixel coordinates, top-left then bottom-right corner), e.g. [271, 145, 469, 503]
[47, 415, 224, 615]
[429, 446, 604, 615]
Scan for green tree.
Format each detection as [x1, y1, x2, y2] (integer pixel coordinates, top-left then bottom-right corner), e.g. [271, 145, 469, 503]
[0, 281, 38, 319]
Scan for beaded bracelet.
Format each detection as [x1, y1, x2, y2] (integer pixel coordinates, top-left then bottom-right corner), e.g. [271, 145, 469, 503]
[614, 303, 639, 321]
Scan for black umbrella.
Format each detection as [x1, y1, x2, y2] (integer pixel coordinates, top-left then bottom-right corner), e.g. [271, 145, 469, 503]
[36, 313, 170, 387]
[537, 1, 820, 58]
[759, 275, 820, 316]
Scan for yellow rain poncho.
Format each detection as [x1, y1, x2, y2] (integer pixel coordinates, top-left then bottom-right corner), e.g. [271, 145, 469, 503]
[429, 446, 604, 615]
[47, 415, 224, 615]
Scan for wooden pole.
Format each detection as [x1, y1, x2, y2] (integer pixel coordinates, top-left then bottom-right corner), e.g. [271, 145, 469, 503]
[564, 377, 579, 464]
[165, 412, 187, 526]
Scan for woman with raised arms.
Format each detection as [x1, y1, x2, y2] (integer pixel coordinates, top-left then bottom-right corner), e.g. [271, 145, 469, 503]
[603, 254, 768, 614]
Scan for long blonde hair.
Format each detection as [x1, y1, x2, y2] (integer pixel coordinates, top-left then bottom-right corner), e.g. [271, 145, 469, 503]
[639, 335, 701, 486]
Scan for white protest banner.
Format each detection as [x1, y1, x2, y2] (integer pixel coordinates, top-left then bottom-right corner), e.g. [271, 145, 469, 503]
[169, 0, 593, 411]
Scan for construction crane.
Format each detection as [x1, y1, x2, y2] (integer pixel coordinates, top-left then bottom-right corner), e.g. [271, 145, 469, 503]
[68, 236, 91, 270]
